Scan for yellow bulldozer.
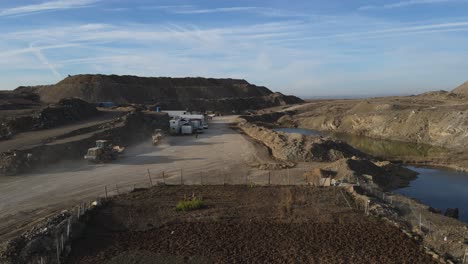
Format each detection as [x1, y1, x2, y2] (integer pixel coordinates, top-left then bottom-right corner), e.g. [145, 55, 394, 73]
[84, 140, 124, 163]
[152, 129, 163, 145]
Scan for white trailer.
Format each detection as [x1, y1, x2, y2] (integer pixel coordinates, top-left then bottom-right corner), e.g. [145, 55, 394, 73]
[169, 119, 181, 134]
[180, 114, 207, 131]
[181, 124, 193, 135]
[164, 110, 190, 118]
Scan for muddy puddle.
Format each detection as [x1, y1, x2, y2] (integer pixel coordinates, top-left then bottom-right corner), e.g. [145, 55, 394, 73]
[274, 127, 468, 222]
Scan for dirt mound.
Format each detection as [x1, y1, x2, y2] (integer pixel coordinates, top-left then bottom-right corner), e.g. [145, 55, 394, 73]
[0, 98, 98, 140]
[320, 158, 417, 190]
[15, 74, 303, 112]
[0, 91, 41, 110]
[451, 81, 468, 94]
[19, 74, 273, 103]
[237, 120, 365, 162]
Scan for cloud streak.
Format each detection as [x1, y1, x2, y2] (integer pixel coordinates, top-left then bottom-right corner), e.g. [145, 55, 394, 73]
[359, 0, 465, 10]
[150, 5, 306, 17]
[29, 43, 62, 78]
[270, 21, 468, 43]
[0, 0, 99, 17]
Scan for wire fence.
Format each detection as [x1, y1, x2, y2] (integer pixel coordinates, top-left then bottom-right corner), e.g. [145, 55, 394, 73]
[26, 166, 340, 264]
[24, 165, 468, 263]
[101, 166, 330, 198]
[355, 180, 468, 263]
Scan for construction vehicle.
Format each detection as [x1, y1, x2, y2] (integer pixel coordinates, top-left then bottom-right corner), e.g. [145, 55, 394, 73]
[84, 140, 124, 163]
[152, 129, 163, 145]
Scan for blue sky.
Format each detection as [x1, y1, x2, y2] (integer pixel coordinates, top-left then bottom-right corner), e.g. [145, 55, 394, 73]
[1, 0, 468, 97]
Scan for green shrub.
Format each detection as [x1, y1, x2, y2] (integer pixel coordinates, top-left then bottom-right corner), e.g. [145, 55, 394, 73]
[176, 197, 205, 211]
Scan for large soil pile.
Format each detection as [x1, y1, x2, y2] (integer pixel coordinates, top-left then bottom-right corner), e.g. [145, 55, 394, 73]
[237, 117, 365, 162]
[15, 75, 302, 111]
[451, 80, 468, 94]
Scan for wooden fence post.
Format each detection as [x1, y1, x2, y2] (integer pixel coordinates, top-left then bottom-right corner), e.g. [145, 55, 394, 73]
[67, 218, 71, 238]
[162, 171, 165, 184]
[61, 234, 64, 251]
[180, 168, 184, 185]
[104, 185, 108, 199]
[147, 169, 153, 187]
[463, 248, 467, 264]
[419, 212, 422, 231]
[56, 238, 60, 264]
[268, 171, 271, 185]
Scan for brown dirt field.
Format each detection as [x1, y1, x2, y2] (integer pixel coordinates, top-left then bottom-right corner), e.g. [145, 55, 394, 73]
[67, 186, 435, 264]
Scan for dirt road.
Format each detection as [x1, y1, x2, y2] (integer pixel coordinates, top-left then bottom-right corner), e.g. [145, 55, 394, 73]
[0, 110, 122, 152]
[0, 116, 277, 242]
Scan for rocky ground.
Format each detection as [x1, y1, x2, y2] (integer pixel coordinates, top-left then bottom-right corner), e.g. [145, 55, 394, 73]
[66, 186, 434, 264]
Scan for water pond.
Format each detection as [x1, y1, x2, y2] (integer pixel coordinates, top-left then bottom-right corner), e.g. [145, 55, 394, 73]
[274, 127, 468, 222]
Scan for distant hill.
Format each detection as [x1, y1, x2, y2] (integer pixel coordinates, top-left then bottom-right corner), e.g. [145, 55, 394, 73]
[451, 81, 468, 94]
[15, 74, 275, 104]
[13, 74, 303, 112]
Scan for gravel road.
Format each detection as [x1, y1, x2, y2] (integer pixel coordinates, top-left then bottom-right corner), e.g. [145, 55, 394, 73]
[0, 116, 274, 242]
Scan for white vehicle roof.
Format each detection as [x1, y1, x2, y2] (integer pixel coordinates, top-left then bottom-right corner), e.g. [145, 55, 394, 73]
[163, 110, 190, 117]
[180, 114, 204, 119]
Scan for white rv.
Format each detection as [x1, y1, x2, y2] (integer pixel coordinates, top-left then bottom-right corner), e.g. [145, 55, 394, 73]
[164, 110, 190, 118]
[179, 114, 207, 132]
[169, 119, 181, 134]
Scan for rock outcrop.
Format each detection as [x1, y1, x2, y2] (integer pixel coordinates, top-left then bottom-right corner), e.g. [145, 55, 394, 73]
[280, 92, 468, 150]
[237, 118, 365, 162]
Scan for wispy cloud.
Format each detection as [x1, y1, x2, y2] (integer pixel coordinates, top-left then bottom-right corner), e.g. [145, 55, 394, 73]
[358, 0, 465, 10]
[170, 7, 258, 14]
[149, 5, 306, 17]
[0, 0, 99, 17]
[4, 21, 305, 44]
[29, 43, 62, 78]
[270, 21, 468, 43]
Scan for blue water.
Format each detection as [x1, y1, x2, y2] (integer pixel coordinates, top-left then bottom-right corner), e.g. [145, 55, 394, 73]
[396, 166, 468, 222]
[276, 127, 468, 222]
